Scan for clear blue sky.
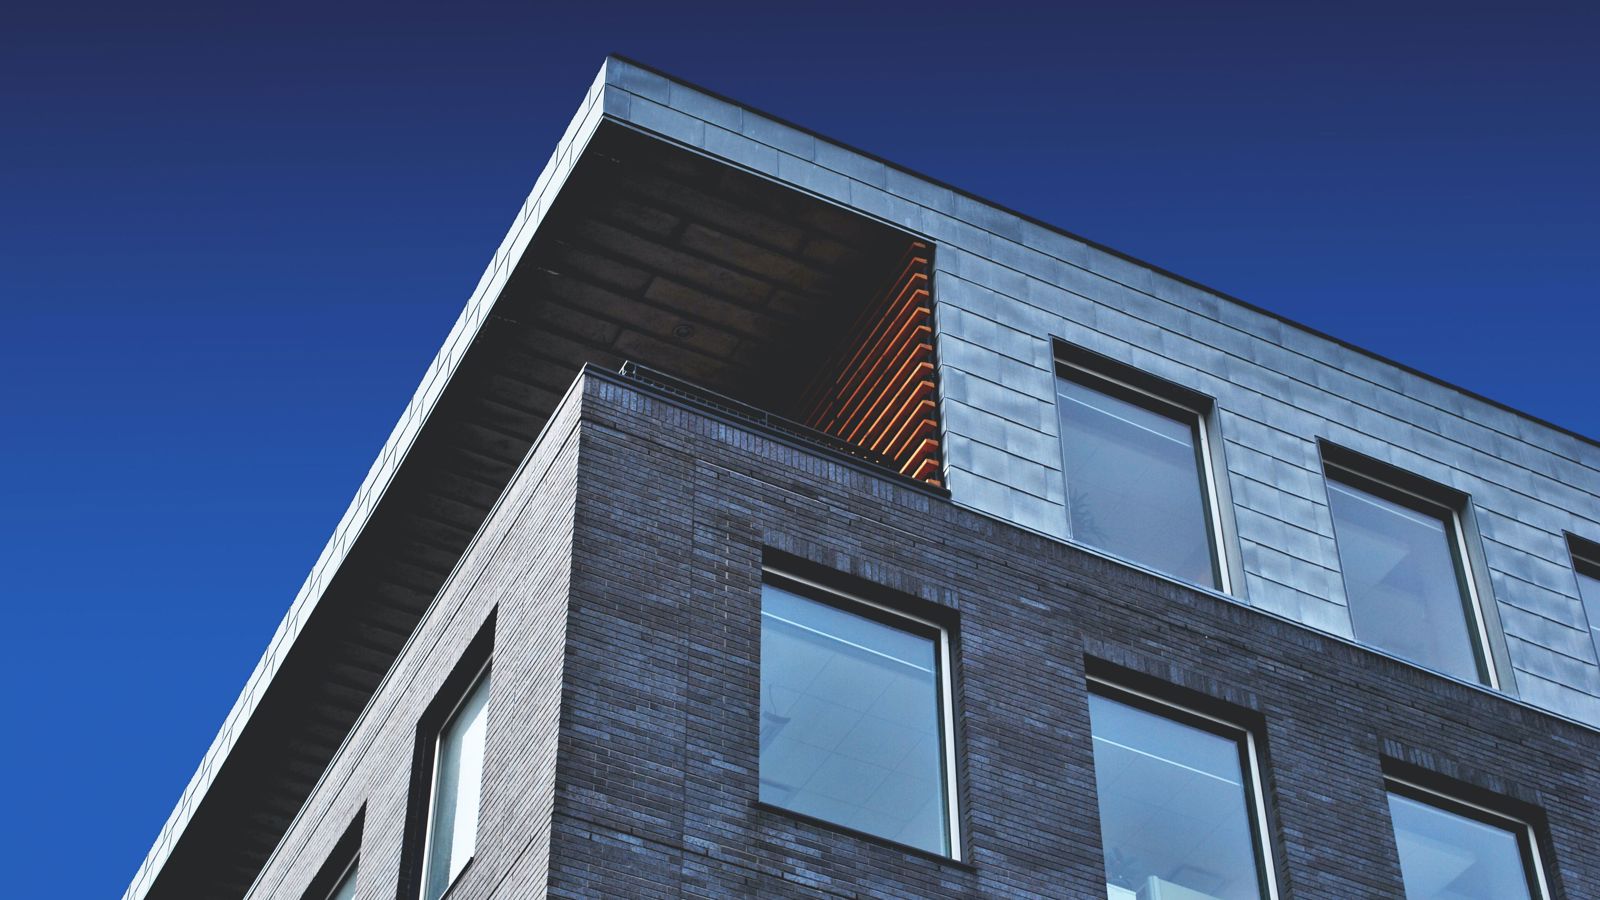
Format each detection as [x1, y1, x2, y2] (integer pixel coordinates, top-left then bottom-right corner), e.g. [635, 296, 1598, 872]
[2, 1, 1595, 896]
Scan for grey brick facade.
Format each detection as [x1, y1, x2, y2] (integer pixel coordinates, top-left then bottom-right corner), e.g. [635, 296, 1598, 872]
[250, 372, 1600, 898]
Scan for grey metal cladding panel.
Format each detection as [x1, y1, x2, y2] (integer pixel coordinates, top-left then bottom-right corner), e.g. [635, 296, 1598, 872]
[1516, 669, 1600, 724]
[939, 306, 1053, 370]
[1231, 505, 1341, 579]
[1485, 536, 1590, 596]
[1231, 473, 1332, 539]
[940, 334, 1055, 402]
[943, 399, 1061, 465]
[940, 369, 1054, 433]
[607, 58, 1600, 721]
[1508, 636, 1600, 688]
[1499, 602, 1600, 667]
[946, 232, 1600, 512]
[1477, 506, 1591, 568]
[1225, 443, 1325, 505]
[945, 434, 1062, 505]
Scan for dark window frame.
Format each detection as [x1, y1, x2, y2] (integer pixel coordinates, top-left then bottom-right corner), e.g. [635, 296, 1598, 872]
[1565, 533, 1600, 661]
[758, 568, 964, 861]
[1319, 442, 1499, 687]
[1085, 674, 1282, 900]
[1052, 340, 1234, 593]
[399, 612, 496, 900]
[301, 807, 363, 900]
[1384, 776, 1552, 900]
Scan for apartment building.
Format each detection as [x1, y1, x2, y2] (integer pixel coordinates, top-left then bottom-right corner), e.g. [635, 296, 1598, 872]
[125, 58, 1600, 899]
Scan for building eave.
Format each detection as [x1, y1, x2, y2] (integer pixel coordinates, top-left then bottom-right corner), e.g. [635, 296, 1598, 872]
[129, 53, 1600, 900]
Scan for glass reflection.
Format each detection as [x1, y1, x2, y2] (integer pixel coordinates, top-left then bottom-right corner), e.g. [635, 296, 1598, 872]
[1089, 693, 1267, 900]
[328, 862, 358, 900]
[1388, 792, 1536, 900]
[1058, 378, 1218, 588]
[759, 583, 949, 854]
[423, 670, 490, 900]
[1327, 480, 1480, 682]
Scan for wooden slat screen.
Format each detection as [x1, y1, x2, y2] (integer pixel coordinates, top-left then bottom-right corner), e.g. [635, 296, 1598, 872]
[801, 242, 943, 486]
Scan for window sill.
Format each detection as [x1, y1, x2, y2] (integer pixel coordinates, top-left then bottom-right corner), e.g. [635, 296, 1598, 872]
[752, 801, 976, 871]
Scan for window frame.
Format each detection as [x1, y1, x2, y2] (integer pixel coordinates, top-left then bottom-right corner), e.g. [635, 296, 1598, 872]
[1384, 776, 1551, 900]
[759, 567, 963, 861]
[1085, 675, 1281, 900]
[1565, 533, 1600, 661]
[1053, 345, 1234, 594]
[418, 659, 491, 900]
[298, 807, 363, 900]
[322, 855, 358, 900]
[1320, 449, 1498, 688]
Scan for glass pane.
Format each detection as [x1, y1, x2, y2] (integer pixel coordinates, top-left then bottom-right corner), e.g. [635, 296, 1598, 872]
[423, 670, 490, 900]
[327, 862, 358, 900]
[1574, 564, 1600, 659]
[1058, 378, 1218, 588]
[1088, 694, 1267, 900]
[1388, 792, 1535, 900]
[1327, 481, 1480, 681]
[759, 583, 948, 855]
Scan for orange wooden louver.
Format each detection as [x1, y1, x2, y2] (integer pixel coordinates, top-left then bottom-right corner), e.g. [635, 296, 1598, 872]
[801, 243, 943, 487]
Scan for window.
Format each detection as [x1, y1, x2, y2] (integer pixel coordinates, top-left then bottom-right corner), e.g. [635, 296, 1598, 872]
[421, 664, 491, 900]
[1386, 781, 1549, 899]
[303, 809, 363, 900]
[1055, 345, 1228, 591]
[325, 859, 358, 900]
[758, 573, 958, 857]
[1322, 449, 1492, 684]
[1566, 536, 1600, 660]
[1086, 682, 1278, 900]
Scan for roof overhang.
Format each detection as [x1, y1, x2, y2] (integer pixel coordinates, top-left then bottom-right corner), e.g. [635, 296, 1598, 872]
[125, 57, 924, 899]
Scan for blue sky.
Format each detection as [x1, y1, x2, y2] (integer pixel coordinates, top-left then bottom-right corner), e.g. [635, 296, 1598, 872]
[2, 1, 1596, 896]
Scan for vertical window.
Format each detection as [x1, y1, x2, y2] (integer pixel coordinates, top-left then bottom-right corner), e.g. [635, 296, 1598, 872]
[1323, 451, 1491, 684]
[304, 810, 362, 900]
[758, 574, 958, 857]
[325, 859, 358, 900]
[1055, 347, 1228, 591]
[421, 665, 491, 900]
[1566, 536, 1600, 660]
[1386, 782, 1549, 899]
[1087, 683, 1277, 900]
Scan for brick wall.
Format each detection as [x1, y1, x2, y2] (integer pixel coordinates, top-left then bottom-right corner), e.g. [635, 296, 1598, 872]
[245, 389, 581, 900]
[553, 372, 1599, 898]
[250, 371, 1600, 899]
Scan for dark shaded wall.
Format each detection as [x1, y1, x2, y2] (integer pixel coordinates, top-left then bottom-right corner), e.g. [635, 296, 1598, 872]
[244, 389, 581, 900]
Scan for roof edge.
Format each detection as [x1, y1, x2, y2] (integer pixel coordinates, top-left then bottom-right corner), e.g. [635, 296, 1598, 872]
[121, 58, 617, 900]
[602, 53, 1597, 452]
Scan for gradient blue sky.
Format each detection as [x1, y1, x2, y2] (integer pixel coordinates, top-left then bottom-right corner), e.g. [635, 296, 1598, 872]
[3, 1, 1596, 895]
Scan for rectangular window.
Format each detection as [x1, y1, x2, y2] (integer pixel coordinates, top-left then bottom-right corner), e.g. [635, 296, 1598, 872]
[758, 572, 958, 857]
[421, 664, 491, 900]
[1566, 535, 1600, 661]
[1055, 346, 1228, 591]
[1087, 681, 1278, 900]
[1322, 450, 1491, 684]
[1386, 780, 1549, 899]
